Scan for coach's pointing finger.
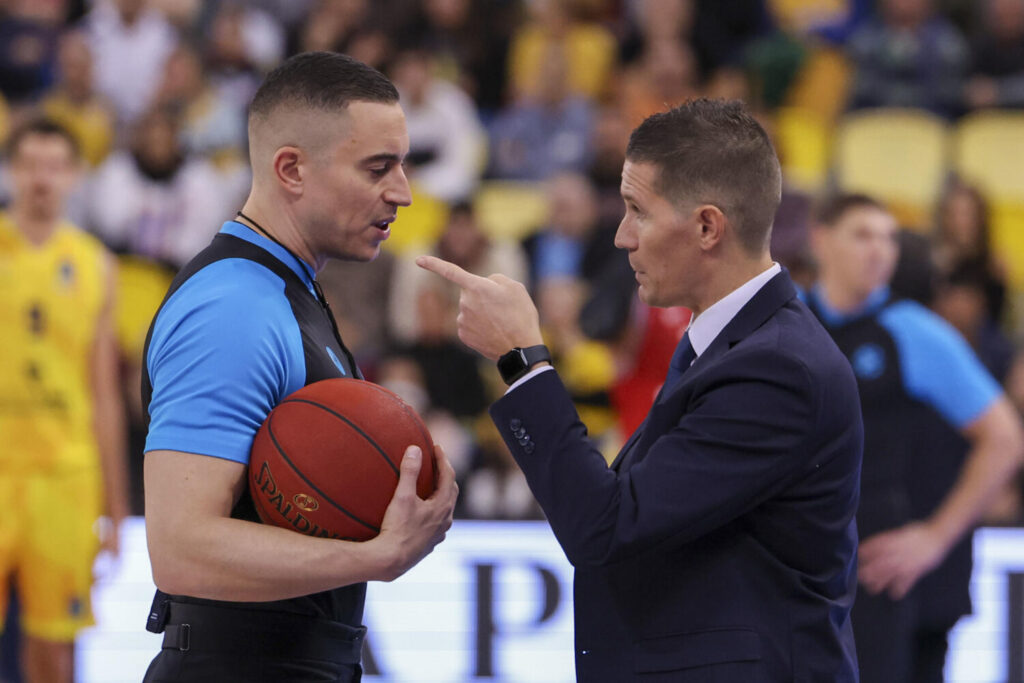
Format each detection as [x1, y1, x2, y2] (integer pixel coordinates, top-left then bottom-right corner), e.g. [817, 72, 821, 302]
[416, 255, 543, 360]
[415, 255, 482, 289]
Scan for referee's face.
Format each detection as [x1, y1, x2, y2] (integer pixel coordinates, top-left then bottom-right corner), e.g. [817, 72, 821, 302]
[306, 101, 412, 262]
[815, 205, 900, 302]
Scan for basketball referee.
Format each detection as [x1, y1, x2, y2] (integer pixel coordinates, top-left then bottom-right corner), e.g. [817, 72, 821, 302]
[141, 52, 458, 682]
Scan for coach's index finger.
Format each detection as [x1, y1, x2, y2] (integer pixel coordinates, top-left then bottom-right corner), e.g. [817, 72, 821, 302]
[415, 255, 483, 289]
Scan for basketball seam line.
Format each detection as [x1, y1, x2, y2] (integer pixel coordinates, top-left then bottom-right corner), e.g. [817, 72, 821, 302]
[266, 412, 381, 534]
[357, 383, 434, 474]
[284, 397, 401, 476]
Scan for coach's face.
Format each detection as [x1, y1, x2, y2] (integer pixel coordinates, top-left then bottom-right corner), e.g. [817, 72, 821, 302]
[616, 160, 700, 308]
[306, 101, 412, 262]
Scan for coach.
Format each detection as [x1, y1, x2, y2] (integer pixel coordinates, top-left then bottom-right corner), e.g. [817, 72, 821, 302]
[419, 99, 863, 681]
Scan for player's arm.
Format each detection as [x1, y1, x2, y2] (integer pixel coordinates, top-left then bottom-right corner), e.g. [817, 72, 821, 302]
[860, 305, 1024, 599]
[860, 398, 1023, 599]
[929, 397, 1024, 549]
[91, 253, 130, 554]
[145, 443, 456, 601]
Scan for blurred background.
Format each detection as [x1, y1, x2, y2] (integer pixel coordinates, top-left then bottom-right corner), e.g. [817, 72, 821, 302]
[1, 0, 1024, 681]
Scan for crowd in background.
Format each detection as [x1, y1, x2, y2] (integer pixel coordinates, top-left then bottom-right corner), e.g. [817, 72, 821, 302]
[1, 0, 1024, 522]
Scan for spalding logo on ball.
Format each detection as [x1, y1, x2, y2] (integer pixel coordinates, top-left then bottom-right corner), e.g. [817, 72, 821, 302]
[248, 378, 438, 541]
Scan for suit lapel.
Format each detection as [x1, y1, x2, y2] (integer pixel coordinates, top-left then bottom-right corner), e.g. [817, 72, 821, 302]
[611, 271, 798, 473]
[655, 270, 798, 405]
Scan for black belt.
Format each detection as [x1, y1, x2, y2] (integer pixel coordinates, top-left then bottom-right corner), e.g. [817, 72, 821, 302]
[161, 601, 366, 664]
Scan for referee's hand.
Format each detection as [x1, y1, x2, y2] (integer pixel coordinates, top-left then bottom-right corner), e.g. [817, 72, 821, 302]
[374, 443, 457, 581]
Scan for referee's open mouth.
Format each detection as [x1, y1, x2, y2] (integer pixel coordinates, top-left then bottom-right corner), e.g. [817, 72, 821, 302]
[371, 216, 395, 240]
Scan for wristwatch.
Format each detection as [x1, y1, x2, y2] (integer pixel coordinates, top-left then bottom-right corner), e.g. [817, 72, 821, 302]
[497, 345, 552, 386]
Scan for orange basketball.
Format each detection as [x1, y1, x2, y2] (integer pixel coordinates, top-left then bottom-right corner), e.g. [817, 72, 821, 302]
[248, 378, 437, 541]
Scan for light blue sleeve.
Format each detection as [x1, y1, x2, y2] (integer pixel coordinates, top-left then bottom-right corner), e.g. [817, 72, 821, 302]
[879, 300, 1000, 429]
[144, 259, 305, 464]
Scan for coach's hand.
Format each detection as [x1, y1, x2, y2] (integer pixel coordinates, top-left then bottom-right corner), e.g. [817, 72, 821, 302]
[417, 255, 543, 360]
[374, 444, 457, 581]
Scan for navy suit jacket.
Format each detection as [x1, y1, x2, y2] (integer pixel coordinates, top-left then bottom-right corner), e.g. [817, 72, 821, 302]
[490, 271, 863, 682]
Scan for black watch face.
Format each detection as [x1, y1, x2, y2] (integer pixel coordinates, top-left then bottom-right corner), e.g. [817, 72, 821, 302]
[498, 349, 526, 382]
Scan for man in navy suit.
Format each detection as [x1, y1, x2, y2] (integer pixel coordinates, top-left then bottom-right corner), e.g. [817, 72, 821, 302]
[419, 99, 863, 681]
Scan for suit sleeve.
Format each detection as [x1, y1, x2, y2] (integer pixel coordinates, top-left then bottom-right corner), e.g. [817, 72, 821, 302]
[490, 351, 823, 567]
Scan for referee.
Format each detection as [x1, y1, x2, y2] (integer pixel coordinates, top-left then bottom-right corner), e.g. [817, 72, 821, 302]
[141, 52, 457, 682]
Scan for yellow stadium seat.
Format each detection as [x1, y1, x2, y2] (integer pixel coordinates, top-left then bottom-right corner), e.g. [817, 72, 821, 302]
[990, 201, 1024, 290]
[785, 46, 852, 123]
[769, 0, 851, 34]
[383, 184, 450, 255]
[472, 181, 550, 241]
[952, 111, 1024, 204]
[775, 106, 832, 193]
[833, 109, 950, 230]
[115, 255, 174, 361]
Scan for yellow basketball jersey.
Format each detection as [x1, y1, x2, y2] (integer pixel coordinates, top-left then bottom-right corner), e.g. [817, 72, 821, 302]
[0, 212, 107, 475]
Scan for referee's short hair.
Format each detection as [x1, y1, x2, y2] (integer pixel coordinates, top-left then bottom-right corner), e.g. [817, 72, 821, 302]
[248, 51, 398, 126]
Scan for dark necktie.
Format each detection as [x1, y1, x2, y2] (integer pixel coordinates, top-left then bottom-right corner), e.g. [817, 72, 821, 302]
[664, 331, 696, 388]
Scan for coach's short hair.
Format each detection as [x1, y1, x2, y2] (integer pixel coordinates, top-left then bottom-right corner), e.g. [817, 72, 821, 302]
[4, 117, 80, 161]
[248, 51, 398, 125]
[626, 99, 782, 254]
[814, 193, 888, 227]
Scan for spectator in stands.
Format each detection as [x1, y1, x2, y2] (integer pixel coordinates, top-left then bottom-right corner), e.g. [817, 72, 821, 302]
[316, 252, 397, 375]
[618, 0, 695, 66]
[522, 173, 619, 290]
[619, 0, 764, 94]
[587, 105, 631, 219]
[537, 276, 618, 446]
[507, 0, 617, 102]
[965, 0, 1024, 109]
[204, 3, 275, 117]
[84, 106, 232, 268]
[933, 262, 1015, 383]
[153, 44, 247, 161]
[403, 0, 519, 114]
[846, 0, 969, 118]
[617, 37, 700, 128]
[389, 47, 486, 203]
[933, 179, 1007, 325]
[690, 0, 773, 84]
[82, 0, 178, 127]
[393, 280, 490, 422]
[489, 47, 594, 181]
[806, 193, 1024, 683]
[390, 201, 528, 344]
[40, 31, 115, 168]
[290, 0, 392, 69]
[0, 0, 65, 107]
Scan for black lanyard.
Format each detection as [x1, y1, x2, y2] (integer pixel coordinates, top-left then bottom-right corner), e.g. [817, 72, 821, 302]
[234, 210, 358, 375]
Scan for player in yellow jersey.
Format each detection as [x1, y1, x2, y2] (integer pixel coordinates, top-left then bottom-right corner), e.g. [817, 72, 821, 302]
[0, 119, 128, 683]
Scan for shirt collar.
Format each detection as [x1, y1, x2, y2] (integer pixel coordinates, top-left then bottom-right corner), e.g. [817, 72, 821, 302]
[809, 283, 891, 327]
[687, 262, 782, 357]
[219, 221, 317, 291]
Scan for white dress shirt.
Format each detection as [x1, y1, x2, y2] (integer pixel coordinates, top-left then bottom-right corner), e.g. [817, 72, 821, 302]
[687, 262, 781, 359]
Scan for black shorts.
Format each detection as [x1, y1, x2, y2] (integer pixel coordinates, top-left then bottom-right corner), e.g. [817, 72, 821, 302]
[142, 601, 365, 683]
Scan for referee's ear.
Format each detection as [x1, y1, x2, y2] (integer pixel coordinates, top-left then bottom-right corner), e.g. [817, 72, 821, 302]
[272, 146, 305, 197]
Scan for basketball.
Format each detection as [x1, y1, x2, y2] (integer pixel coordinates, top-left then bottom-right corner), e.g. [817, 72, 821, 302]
[248, 378, 437, 541]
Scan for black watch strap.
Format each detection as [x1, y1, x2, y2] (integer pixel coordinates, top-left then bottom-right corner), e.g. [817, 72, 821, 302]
[497, 344, 552, 386]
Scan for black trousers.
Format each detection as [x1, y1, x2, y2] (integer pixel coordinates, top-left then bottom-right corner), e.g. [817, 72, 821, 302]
[142, 602, 364, 683]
